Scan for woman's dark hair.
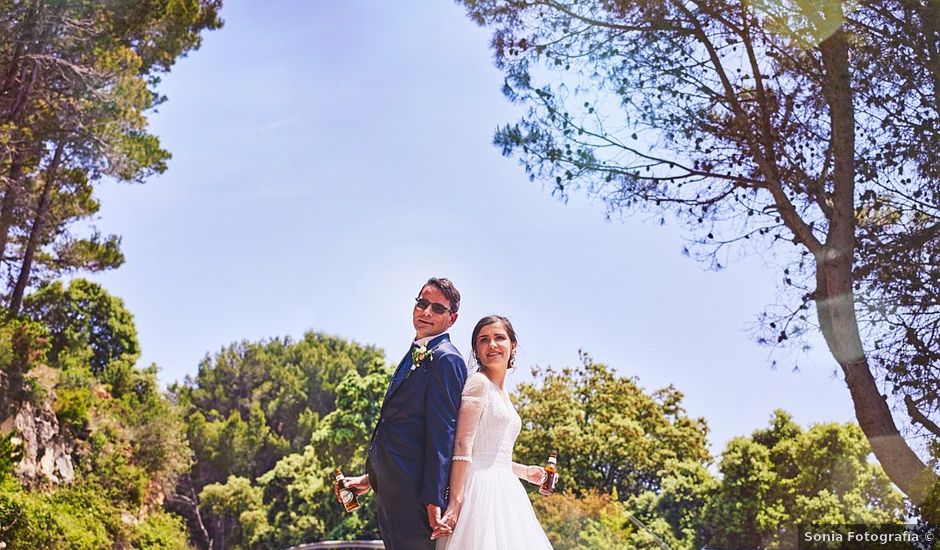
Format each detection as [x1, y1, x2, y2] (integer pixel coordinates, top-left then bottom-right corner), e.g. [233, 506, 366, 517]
[470, 315, 517, 370]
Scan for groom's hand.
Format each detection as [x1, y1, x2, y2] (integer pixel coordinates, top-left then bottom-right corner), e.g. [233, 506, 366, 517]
[340, 474, 371, 495]
[426, 504, 451, 540]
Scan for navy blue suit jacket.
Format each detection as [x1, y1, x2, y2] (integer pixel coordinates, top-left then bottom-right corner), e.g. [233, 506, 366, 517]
[367, 333, 466, 549]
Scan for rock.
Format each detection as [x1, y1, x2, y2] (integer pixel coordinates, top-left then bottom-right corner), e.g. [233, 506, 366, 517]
[12, 400, 75, 486]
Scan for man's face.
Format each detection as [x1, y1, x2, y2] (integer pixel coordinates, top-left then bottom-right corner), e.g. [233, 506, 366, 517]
[413, 285, 458, 340]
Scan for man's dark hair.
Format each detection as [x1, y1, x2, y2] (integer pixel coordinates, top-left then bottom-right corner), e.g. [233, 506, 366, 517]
[420, 277, 461, 313]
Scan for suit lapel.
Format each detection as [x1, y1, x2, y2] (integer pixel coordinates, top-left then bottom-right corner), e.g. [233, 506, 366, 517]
[382, 334, 451, 404]
[383, 348, 413, 403]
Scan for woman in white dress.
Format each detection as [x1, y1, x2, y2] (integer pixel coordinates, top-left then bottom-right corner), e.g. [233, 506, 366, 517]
[434, 315, 554, 549]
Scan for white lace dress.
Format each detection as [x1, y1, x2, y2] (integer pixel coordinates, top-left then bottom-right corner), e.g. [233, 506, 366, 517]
[436, 372, 553, 550]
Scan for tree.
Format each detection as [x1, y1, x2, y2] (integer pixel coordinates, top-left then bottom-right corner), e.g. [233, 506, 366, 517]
[0, 313, 47, 417]
[199, 475, 264, 550]
[702, 437, 787, 548]
[0, 0, 222, 315]
[699, 411, 905, 548]
[0, 290, 193, 548]
[170, 331, 388, 549]
[460, 0, 939, 503]
[251, 355, 389, 549]
[512, 351, 710, 497]
[22, 278, 139, 392]
[618, 410, 906, 549]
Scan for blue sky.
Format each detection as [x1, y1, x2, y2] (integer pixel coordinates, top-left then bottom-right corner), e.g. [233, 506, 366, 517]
[90, 1, 858, 451]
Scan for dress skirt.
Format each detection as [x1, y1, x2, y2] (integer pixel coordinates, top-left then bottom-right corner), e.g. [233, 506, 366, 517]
[436, 462, 553, 550]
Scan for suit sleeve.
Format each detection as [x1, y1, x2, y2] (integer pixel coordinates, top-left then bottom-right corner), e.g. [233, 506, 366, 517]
[421, 350, 467, 508]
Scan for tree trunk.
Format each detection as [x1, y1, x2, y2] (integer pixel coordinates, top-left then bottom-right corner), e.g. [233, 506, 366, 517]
[0, 153, 26, 268]
[815, 27, 933, 504]
[8, 141, 63, 316]
[0, 23, 41, 286]
[165, 475, 213, 550]
[816, 257, 932, 503]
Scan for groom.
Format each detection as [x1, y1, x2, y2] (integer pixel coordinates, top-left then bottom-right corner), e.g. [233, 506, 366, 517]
[343, 277, 467, 549]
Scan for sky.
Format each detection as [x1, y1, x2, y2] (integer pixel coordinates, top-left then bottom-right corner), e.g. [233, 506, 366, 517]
[89, 1, 861, 453]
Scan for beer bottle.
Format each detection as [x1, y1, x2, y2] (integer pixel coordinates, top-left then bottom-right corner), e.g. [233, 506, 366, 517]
[539, 450, 558, 496]
[333, 467, 360, 512]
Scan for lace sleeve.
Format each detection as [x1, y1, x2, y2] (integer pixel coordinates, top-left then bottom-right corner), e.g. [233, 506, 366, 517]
[452, 373, 487, 462]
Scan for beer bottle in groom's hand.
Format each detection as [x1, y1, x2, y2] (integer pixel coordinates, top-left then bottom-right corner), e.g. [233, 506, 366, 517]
[333, 467, 361, 512]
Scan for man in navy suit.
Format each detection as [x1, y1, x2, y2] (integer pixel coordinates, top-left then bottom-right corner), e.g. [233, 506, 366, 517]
[342, 277, 467, 549]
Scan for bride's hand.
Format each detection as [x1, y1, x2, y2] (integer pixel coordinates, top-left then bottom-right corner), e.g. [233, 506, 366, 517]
[431, 503, 460, 540]
[525, 465, 548, 486]
[428, 505, 450, 541]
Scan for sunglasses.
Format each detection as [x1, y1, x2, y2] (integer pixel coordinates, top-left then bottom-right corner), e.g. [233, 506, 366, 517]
[415, 298, 451, 315]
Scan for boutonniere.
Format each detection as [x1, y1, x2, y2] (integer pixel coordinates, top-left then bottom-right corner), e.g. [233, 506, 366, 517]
[405, 343, 434, 380]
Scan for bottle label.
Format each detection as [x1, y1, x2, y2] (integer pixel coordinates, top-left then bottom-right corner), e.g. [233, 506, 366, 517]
[340, 489, 353, 504]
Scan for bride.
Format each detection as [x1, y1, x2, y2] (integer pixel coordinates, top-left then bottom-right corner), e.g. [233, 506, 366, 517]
[433, 315, 554, 549]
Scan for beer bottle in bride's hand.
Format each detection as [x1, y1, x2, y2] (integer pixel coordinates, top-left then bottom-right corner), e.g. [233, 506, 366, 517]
[539, 450, 558, 496]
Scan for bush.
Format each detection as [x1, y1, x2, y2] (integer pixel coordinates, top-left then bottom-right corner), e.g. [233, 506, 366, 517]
[131, 511, 192, 549]
[0, 478, 58, 548]
[0, 317, 49, 414]
[0, 479, 116, 549]
[48, 485, 120, 549]
[85, 430, 149, 509]
[0, 433, 23, 482]
[53, 369, 96, 433]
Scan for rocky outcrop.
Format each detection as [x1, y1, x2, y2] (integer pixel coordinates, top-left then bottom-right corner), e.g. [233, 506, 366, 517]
[9, 399, 74, 485]
[0, 363, 75, 486]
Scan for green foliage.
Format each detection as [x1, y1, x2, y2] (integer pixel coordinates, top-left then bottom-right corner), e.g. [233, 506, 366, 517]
[519, 364, 907, 550]
[172, 331, 388, 548]
[0, 477, 67, 549]
[920, 440, 940, 523]
[0, 0, 223, 311]
[199, 476, 264, 550]
[257, 450, 328, 546]
[513, 351, 711, 497]
[118, 364, 193, 492]
[307, 358, 390, 469]
[22, 279, 140, 387]
[1, 1, 220, 546]
[84, 428, 150, 509]
[71, 367, 191, 514]
[532, 491, 619, 550]
[0, 477, 191, 549]
[173, 332, 386, 484]
[698, 411, 905, 548]
[47, 484, 123, 549]
[627, 459, 718, 547]
[0, 315, 49, 412]
[131, 511, 192, 550]
[0, 288, 195, 549]
[460, 0, 940, 501]
[253, 359, 389, 548]
[532, 490, 678, 550]
[702, 437, 785, 549]
[53, 382, 95, 433]
[0, 433, 23, 482]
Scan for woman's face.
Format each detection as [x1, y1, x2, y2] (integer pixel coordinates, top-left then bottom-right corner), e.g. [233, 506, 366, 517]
[475, 321, 515, 371]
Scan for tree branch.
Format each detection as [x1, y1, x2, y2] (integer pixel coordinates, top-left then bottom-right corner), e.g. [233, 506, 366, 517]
[905, 395, 940, 438]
